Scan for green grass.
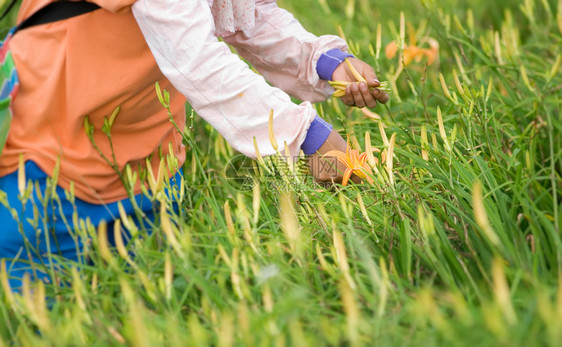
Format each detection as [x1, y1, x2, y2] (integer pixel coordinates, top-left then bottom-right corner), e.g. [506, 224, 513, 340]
[1, 0, 562, 345]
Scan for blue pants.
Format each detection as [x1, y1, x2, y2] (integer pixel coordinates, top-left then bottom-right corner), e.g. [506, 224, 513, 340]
[0, 161, 175, 289]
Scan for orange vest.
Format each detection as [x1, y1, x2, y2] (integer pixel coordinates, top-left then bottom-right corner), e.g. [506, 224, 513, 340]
[1, 0, 186, 204]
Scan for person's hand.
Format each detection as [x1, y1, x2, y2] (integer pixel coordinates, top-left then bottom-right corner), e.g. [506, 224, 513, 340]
[331, 57, 389, 108]
[308, 130, 360, 185]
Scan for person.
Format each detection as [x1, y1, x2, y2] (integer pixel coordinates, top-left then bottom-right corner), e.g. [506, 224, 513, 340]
[0, 0, 388, 288]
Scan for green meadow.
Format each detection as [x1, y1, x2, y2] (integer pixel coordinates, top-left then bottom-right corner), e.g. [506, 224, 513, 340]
[1, 0, 562, 345]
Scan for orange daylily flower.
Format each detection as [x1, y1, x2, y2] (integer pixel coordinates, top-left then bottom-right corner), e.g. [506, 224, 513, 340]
[385, 38, 439, 66]
[323, 148, 375, 186]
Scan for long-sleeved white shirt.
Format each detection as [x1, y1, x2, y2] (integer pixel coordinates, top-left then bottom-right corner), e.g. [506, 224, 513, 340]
[131, 0, 347, 158]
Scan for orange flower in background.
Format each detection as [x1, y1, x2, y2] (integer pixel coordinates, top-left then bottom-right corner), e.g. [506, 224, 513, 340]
[385, 38, 439, 66]
[323, 148, 375, 186]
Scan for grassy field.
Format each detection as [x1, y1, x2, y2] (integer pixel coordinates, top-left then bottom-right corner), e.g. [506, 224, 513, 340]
[1, 0, 562, 345]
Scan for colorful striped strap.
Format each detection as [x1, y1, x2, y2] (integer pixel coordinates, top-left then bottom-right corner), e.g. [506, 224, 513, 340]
[0, 29, 19, 109]
[0, 30, 17, 153]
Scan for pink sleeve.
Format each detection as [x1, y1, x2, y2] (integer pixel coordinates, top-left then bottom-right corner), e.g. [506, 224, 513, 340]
[223, 0, 349, 103]
[131, 0, 317, 158]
